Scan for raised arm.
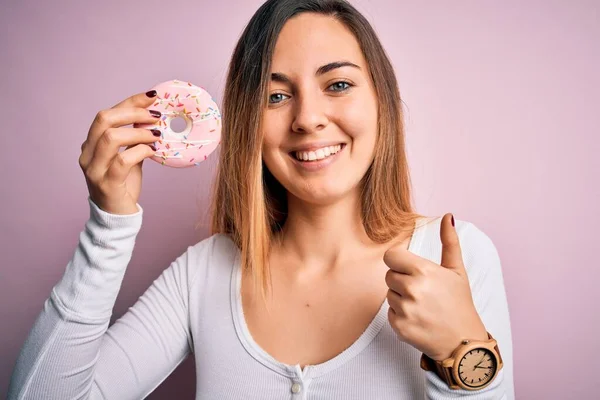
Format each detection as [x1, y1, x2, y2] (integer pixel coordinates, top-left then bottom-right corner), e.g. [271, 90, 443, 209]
[424, 222, 515, 400]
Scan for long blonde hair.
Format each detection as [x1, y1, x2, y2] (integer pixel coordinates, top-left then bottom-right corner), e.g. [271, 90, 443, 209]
[210, 0, 427, 301]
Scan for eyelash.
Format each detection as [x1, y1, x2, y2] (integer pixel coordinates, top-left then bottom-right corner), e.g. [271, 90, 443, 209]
[268, 81, 354, 105]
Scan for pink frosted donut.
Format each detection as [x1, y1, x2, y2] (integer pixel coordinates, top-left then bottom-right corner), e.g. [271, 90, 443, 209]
[134, 79, 221, 168]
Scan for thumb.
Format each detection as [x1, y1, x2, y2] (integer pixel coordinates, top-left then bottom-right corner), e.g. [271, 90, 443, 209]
[440, 213, 466, 275]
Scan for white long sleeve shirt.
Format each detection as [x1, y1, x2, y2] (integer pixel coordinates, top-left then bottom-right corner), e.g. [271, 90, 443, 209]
[8, 197, 515, 399]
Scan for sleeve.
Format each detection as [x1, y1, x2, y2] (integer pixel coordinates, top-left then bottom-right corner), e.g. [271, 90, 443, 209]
[424, 221, 515, 400]
[7, 197, 199, 400]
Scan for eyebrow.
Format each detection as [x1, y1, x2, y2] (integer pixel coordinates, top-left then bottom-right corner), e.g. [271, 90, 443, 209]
[270, 61, 361, 84]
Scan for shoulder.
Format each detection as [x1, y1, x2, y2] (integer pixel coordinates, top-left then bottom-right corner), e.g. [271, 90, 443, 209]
[169, 233, 240, 290]
[188, 233, 239, 260]
[188, 233, 240, 272]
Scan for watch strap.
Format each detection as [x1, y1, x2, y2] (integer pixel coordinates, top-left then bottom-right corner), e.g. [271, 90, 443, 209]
[420, 352, 460, 389]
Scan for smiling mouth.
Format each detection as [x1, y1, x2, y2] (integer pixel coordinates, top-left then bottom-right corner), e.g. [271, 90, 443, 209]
[290, 144, 345, 162]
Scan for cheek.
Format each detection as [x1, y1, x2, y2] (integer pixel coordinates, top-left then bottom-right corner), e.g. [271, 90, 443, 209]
[261, 130, 288, 175]
[338, 96, 378, 143]
[262, 113, 290, 153]
[262, 135, 277, 152]
[262, 131, 282, 156]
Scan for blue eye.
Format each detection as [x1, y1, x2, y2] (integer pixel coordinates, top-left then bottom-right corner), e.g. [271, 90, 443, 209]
[269, 93, 288, 104]
[268, 81, 353, 105]
[329, 81, 352, 92]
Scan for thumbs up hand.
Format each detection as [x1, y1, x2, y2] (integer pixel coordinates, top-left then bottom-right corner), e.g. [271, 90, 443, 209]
[384, 213, 488, 361]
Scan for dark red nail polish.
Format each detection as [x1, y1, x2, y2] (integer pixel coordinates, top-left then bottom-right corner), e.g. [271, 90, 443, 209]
[146, 90, 157, 98]
[149, 110, 161, 118]
[451, 215, 455, 227]
[149, 144, 157, 151]
[151, 129, 161, 137]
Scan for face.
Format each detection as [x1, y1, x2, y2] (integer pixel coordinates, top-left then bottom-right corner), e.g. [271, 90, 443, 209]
[262, 12, 379, 206]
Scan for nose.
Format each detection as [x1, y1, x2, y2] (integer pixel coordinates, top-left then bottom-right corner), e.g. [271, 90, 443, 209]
[291, 90, 329, 134]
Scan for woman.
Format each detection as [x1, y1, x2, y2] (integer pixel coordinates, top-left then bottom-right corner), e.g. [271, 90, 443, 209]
[8, 0, 514, 398]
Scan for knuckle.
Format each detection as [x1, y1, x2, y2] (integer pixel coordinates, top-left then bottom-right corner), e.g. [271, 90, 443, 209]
[411, 277, 427, 299]
[412, 274, 425, 289]
[94, 110, 109, 125]
[401, 302, 414, 320]
[102, 128, 117, 146]
[402, 285, 417, 301]
[414, 262, 429, 277]
[115, 152, 129, 167]
[84, 166, 100, 183]
[78, 154, 86, 170]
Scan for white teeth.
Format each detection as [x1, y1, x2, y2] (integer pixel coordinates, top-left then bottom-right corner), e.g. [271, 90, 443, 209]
[295, 145, 342, 162]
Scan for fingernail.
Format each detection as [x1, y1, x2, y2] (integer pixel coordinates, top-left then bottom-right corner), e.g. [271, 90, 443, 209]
[146, 90, 157, 98]
[149, 144, 157, 151]
[151, 129, 161, 137]
[451, 215, 455, 227]
[149, 110, 161, 118]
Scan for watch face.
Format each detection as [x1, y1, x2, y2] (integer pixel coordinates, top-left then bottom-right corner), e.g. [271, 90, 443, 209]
[457, 348, 497, 388]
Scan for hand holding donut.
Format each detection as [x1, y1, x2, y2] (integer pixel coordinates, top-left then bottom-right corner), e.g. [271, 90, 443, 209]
[78, 90, 163, 215]
[384, 213, 488, 361]
[80, 80, 222, 215]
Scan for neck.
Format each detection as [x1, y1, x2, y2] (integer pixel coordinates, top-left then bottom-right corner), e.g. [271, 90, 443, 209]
[275, 189, 385, 275]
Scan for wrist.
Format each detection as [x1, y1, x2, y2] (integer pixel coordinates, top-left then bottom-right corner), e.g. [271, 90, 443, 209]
[431, 323, 488, 361]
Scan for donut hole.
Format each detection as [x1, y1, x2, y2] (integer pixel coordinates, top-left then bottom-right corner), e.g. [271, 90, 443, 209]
[170, 116, 188, 133]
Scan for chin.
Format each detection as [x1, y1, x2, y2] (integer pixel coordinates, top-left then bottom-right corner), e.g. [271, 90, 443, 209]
[287, 179, 361, 206]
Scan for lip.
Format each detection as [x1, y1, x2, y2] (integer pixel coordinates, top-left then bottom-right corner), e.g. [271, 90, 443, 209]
[288, 141, 346, 153]
[288, 143, 346, 172]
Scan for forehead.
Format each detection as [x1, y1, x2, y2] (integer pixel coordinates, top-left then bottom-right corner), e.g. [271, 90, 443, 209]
[271, 13, 366, 73]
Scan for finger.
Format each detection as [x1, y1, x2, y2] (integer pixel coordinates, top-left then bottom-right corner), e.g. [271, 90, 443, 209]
[383, 245, 424, 275]
[440, 213, 465, 274]
[90, 127, 161, 174]
[105, 143, 156, 183]
[80, 90, 160, 169]
[384, 269, 413, 298]
[81, 106, 162, 168]
[386, 289, 405, 316]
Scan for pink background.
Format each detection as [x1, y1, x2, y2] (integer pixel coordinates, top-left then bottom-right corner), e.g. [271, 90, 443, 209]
[1, 0, 598, 398]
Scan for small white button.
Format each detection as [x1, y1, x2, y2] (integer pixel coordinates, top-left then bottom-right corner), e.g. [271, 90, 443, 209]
[291, 382, 302, 394]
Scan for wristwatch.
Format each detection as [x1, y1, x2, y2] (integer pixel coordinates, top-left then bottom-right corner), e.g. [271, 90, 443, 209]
[420, 331, 503, 391]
